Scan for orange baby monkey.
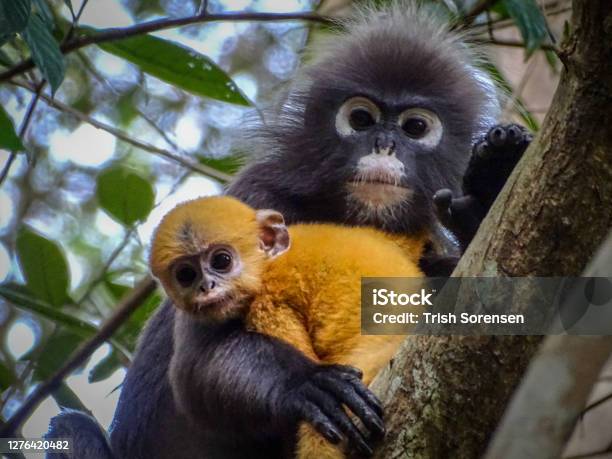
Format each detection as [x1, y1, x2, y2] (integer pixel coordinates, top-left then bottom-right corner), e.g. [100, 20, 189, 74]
[150, 196, 426, 459]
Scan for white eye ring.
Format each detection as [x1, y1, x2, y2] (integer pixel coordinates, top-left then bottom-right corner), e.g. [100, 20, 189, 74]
[398, 108, 443, 148]
[335, 97, 381, 137]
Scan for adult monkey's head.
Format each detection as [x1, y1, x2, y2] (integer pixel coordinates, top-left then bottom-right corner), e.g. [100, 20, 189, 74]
[242, 2, 500, 234]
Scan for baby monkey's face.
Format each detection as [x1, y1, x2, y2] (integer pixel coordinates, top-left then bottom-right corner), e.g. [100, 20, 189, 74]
[150, 196, 291, 323]
[167, 243, 254, 322]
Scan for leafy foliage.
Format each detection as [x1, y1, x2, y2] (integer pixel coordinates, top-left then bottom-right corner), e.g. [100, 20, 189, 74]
[0, 105, 24, 151]
[499, 0, 550, 56]
[0, 0, 32, 34]
[16, 228, 70, 308]
[21, 13, 65, 92]
[96, 33, 251, 106]
[96, 167, 155, 226]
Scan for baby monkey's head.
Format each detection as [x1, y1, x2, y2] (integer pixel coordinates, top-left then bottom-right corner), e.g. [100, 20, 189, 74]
[150, 196, 290, 322]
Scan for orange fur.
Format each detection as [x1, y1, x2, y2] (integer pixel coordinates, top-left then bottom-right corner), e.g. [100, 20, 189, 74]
[151, 196, 427, 459]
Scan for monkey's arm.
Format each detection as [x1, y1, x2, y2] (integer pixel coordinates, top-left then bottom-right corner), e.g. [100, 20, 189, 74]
[434, 124, 532, 251]
[170, 311, 383, 456]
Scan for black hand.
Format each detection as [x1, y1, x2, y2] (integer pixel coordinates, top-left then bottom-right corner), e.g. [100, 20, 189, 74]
[434, 124, 532, 251]
[283, 364, 384, 457]
[464, 123, 532, 209]
[434, 189, 484, 251]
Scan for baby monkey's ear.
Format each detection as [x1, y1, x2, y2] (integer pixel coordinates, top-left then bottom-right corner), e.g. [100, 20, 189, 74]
[256, 209, 290, 258]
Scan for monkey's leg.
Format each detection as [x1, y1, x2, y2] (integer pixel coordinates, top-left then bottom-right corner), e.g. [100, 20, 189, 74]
[434, 123, 532, 250]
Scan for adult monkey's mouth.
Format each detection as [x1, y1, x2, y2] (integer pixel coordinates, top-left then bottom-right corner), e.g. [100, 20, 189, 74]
[347, 181, 412, 206]
[347, 153, 411, 206]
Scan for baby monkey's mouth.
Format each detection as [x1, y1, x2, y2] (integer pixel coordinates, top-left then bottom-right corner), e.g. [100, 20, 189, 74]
[183, 289, 230, 312]
[186, 291, 249, 322]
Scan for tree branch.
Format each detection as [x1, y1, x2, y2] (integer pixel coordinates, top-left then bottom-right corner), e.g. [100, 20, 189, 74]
[474, 38, 557, 51]
[0, 277, 157, 438]
[0, 11, 332, 83]
[11, 80, 233, 182]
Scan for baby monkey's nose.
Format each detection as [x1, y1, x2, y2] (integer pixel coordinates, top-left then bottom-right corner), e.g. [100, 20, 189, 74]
[200, 278, 216, 293]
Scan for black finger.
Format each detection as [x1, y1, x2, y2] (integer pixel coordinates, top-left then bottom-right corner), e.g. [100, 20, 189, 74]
[506, 124, 523, 144]
[473, 139, 489, 158]
[301, 401, 343, 445]
[487, 125, 507, 147]
[316, 374, 385, 438]
[433, 189, 453, 212]
[327, 365, 384, 417]
[330, 364, 363, 380]
[342, 374, 384, 418]
[306, 387, 373, 457]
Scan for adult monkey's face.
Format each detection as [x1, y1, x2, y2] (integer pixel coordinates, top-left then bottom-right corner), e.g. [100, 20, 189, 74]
[250, 5, 500, 235]
[334, 93, 445, 227]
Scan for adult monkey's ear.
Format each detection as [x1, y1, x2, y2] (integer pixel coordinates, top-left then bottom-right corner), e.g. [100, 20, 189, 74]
[255, 209, 290, 258]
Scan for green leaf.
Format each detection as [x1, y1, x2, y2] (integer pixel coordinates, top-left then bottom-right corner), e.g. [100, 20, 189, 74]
[32, 0, 54, 30]
[88, 350, 121, 383]
[16, 228, 70, 308]
[52, 382, 89, 411]
[22, 13, 65, 92]
[544, 49, 559, 74]
[501, 0, 549, 56]
[0, 284, 94, 337]
[198, 154, 245, 175]
[0, 47, 13, 67]
[95, 33, 250, 106]
[0, 105, 24, 151]
[96, 167, 155, 226]
[116, 88, 139, 126]
[0, 0, 31, 34]
[0, 361, 16, 391]
[31, 330, 83, 380]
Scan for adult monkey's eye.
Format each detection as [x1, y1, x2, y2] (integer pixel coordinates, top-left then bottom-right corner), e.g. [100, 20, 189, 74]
[398, 108, 443, 147]
[402, 117, 429, 138]
[349, 108, 376, 131]
[336, 96, 381, 136]
[210, 250, 233, 273]
[175, 263, 198, 287]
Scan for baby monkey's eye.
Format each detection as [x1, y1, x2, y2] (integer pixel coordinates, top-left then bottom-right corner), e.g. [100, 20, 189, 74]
[175, 263, 198, 287]
[210, 250, 233, 273]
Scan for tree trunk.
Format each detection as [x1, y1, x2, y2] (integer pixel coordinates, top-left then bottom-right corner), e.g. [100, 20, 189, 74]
[371, 1, 612, 457]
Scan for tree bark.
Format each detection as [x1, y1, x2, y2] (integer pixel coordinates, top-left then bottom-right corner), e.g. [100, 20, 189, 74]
[371, 1, 612, 457]
[483, 231, 612, 459]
